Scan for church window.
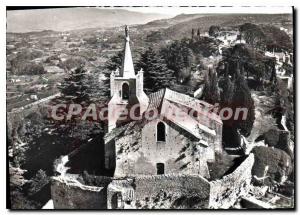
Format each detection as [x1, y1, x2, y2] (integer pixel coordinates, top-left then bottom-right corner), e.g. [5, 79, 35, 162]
[122, 83, 129, 100]
[157, 122, 166, 142]
[156, 163, 165, 175]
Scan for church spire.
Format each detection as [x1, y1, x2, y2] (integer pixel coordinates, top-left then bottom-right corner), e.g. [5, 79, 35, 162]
[120, 25, 135, 78]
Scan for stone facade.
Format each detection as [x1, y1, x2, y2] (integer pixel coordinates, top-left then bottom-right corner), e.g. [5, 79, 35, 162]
[113, 118, 215, 178]
[105, 26, 223, 180]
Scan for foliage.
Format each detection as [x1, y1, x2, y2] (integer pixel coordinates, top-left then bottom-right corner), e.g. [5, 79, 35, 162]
[252, 146, 293, 185]
[58, 56, 86, 71]
[28, 169, 49, 195]
[240, 23, 292, 52]
[146, 31, 165, 42]
[12, 62, 46, 75]
[57, 66, 90, 105]
[209, 25, 221, 37]
[202, 68, 220, 104]
[83, 36, 98, 45]
[188, 37, 221, 57]
[87, 70, 110, 103]
[9, 163, 36, 209]
[240, 23, 266, 49]
[220, 44, 276, 88]
[48, 66, 104, 139]
[219, 68, 255, 138]
[160, 39, 194, 79]
[137, 47, 176, 93]
[219, 75, 234, 105]
[231, 73, 255, 136]
[105, 51, 123, 71]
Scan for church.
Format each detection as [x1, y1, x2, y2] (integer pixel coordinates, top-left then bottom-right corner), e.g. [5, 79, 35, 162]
[49, 26, 257, 210]
[105, 26, 223, 179]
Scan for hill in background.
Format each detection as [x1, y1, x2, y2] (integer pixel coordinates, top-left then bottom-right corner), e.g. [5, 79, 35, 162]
[7, 7, 171, 33]
[138, 13, 293, 40]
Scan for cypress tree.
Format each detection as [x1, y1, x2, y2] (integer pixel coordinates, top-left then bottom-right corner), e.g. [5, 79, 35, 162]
[231, 73, 255, 136]
[202, 68, 220, 104]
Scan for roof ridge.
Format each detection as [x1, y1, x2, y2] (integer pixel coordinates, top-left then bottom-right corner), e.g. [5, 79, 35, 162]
[157, 88, 167, 111]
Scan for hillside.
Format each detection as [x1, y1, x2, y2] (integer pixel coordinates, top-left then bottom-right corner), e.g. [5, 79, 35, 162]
[7, 7, 170, 33]
[139, 14, 293, 41]
[137, 13, 206, 30]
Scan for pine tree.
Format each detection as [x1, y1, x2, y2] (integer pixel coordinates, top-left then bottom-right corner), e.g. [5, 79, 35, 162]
[47, 65, 91, 135]
[137, 47, 175, 94]
[57, 65, 90, 106]
[160, 39, 194, 79]
[87, 69, 110, 103]
[105, 51, 123, 71]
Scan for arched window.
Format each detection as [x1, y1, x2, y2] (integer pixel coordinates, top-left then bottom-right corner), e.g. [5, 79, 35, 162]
[157, 122, 166, 142]
[122, 83, 129, 100]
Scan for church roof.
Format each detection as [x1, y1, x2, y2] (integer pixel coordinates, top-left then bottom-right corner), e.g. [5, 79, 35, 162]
[146, 88, 221, 138]
[148, 88, 222, 123]
[105, 88, 222, 143]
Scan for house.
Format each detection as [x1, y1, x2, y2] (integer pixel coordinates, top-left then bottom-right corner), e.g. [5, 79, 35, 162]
[103, 27, 223, 207]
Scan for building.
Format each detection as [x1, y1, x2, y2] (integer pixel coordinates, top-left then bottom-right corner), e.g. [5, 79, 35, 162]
[104, 26, 223, 208]
[50, 26, 256, 210]
[107, 26, 149, 132]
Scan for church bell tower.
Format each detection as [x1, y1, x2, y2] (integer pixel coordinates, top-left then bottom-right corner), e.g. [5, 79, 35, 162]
[107, 26, 149, 132]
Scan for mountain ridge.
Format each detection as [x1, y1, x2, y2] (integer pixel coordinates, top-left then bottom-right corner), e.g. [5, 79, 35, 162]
[7, 7, 171, 33]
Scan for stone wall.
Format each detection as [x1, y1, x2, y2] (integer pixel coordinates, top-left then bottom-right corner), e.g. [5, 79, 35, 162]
[51, 154, 255, 209]
[209, 153, 255, 209]
[134, 174, 211, 208]
[114, 118, 214, 178]
[51, 176, 107, 209]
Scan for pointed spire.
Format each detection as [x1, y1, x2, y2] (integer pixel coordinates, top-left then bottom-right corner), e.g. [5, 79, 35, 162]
[120, 25, 135, 78]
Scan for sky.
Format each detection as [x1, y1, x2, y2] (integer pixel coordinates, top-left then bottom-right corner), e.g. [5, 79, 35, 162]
[98, 6, 293, 16]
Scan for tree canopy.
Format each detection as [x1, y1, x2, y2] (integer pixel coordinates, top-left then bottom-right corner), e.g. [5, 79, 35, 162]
[240, 23, 292, 52]
[137, 47, 176, 94]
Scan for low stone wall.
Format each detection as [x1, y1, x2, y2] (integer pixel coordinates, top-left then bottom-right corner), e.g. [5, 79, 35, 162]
[80, 174, 113, 187]
[51, 176, 107, 209]
[51, 155, 255, 209]
[209, 153, 255, 209]
[134, 174, 211, 208]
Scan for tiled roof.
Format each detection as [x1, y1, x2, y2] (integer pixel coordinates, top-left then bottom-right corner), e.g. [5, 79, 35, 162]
[106, 88, 221, 142]
[147, 88, 222, 124]
[147, 88, 165, 110]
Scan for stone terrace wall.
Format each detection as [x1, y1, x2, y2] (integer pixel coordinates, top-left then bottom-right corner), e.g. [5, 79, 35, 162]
[51, 176, 107, 209]
[134, 174, 210, 207]
[209, 153, 255, 209]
